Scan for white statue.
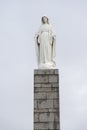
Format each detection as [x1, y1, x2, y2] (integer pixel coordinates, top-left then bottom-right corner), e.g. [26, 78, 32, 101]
[35, 16, 56, 69]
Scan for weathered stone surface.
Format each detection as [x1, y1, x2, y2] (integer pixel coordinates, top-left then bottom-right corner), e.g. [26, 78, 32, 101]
[34, 69, 59, 75]
[34, 75, 49, 83]
[34, 92, 47, 99]
[47, 92, 58, 99]
[49, 75, 58, 83]
[34, 109, 59, 113]
[48, 122, 60, 129]
[39, 112, 54, 122]
[34, 100, 37, 109]
[34, 70, 38, 75]
[55, 69, 58, 74]
[53, 100, 59, 108]
[38, 99, 53, 109]
[41, 84, 51, 88]
[51, 87, 59, 92]
[34, 92, 58, 100]
[34, 87, 58, 92]
[34, 122, 60, 129]
[52, 83, 59, 87]
[34, 122, 48, 129]
[54, 112, 60, 121]
[34, 69, 60, 130]
[34, 113, 39, 122]
[34, 84, 41, 87]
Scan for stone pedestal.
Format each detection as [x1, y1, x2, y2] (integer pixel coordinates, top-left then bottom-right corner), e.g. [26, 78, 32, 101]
[34, 69, 60, 130]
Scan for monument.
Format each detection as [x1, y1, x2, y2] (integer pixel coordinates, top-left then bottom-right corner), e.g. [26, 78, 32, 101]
[34, 16, 60, 130]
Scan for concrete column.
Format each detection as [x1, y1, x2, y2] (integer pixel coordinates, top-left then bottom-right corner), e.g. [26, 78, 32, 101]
[34, 69, 60, 130]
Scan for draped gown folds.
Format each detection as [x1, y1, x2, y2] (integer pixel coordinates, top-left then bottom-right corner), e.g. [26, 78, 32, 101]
[35, 23, 56, 69]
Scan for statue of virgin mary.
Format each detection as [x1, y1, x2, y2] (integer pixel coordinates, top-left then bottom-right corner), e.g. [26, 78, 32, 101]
[35, 16, 56, 69]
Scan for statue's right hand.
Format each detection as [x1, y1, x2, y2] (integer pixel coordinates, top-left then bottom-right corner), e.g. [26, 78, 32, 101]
[34, 34, 39, 39]
[35, 33, 40, 45]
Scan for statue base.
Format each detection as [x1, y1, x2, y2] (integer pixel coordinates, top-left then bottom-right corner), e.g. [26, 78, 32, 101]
[38, 63, 56, 69]
[34, 69, 60, 130]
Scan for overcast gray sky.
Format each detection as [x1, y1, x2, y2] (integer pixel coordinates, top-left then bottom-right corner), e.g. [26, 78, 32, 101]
[0, 0, 87, 130]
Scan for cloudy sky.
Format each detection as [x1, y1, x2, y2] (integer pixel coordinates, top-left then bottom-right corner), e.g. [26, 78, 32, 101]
[0, 0, 87, 130]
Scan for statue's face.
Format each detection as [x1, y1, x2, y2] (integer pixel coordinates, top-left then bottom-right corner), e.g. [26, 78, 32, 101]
[42, 17, 48, 23]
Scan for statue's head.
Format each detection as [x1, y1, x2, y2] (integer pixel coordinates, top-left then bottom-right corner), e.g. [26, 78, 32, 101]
[41, 16, 49, 24]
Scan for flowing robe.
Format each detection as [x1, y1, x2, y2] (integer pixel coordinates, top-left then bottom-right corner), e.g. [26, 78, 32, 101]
[35, 23, 56, 69]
